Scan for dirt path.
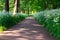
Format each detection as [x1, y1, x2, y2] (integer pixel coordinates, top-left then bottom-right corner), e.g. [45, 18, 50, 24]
[0, 17, 56, 40]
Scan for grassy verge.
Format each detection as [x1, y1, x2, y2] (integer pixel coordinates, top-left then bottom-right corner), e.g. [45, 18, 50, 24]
[0, 12, 27, 32]
[33, 9, 60, 40]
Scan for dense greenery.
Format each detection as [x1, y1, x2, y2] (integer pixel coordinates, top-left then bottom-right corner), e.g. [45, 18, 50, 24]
[0, 0, 60, 13]
[0, 12, 26, 32]
[0, 0, 4, 11]
[33, 9, 60, 40]
[0, 0, 60, 40]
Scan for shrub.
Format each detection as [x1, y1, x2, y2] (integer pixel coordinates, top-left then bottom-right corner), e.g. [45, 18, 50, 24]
[0, 12, 26, 32]
[33, 9, 60, 40]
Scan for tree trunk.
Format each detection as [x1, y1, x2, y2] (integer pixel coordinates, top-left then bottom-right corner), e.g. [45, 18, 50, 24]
[27, 8, 29, 15]
[13, 0, 20, 15]
[44, 0, 48, 10]
[17, 0, 20, 13]
[5, 0, 9, 12]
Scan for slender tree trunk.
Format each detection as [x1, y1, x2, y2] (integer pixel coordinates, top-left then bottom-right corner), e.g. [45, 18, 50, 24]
[5, 0, 9, 12]
[13, 0, 17, 15]
[27, 8, 29, 15]
[13, 0, 20, 15]
[44, 0, 48, 10]
[17, 0, 20, 13]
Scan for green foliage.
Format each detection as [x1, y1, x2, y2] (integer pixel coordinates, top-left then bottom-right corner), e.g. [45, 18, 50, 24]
[0, 12, 26, 32]
[0, 0, 4, 11]
[9, 0, 14, 11]
[33, 9, 60, 40]
[0, 0, 60, 12]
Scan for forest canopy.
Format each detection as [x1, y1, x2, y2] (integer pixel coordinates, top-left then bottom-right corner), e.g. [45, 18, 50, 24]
[0, 0, 60, 13]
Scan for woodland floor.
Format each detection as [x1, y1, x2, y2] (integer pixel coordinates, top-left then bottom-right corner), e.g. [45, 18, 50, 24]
[0, 17, 56, 40]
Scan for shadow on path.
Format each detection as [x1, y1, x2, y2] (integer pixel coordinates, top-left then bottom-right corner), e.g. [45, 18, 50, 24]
[0, 17, 56, 40]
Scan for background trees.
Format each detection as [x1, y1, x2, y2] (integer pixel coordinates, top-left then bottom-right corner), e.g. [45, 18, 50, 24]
[0, 0, 4, 11]
[13, 0, 20, 15]
[5, 0, 9, 12]
[0, 0, 60, 14]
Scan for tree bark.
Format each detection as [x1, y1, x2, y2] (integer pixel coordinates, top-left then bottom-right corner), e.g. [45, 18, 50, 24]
[13, 0, 20, 15]
[5, 0, 9, 12]
[17, 0, 20, 13]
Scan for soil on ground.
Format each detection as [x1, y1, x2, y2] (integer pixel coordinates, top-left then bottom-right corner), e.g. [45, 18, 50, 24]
[0, 17, 56, 40]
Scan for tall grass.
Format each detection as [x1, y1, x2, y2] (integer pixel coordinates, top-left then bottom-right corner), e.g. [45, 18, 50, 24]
[33, 9, 60, 40]
[0, 12, 26, 32]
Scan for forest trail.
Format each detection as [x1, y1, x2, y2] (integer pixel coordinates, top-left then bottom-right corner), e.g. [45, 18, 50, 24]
[0, 17, 56, 40]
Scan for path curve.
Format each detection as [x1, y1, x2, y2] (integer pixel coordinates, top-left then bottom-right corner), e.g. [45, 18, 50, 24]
[0, 17, 56, 40]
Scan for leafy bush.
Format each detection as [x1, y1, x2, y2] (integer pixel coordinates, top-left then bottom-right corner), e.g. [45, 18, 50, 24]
[33, 9, 60, 40]
[0, 12, 26, 32]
